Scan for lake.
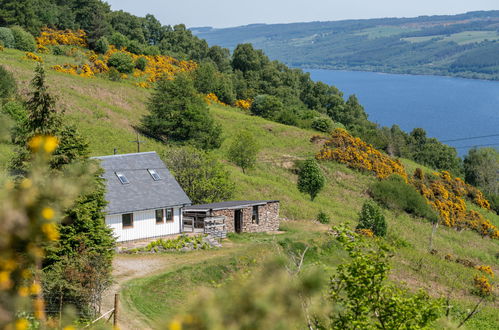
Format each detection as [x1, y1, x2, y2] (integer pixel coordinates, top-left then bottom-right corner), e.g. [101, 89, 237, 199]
[306, 69, 499, 156]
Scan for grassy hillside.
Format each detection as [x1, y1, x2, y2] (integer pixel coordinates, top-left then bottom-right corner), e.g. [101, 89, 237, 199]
[1, 49, 498, 328]
[193, 11, 499, 80]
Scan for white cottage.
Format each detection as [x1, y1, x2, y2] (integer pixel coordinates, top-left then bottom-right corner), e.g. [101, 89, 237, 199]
[94, 152, 192, 242]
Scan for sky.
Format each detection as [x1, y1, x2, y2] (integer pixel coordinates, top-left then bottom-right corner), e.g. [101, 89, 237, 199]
[105, 0, 499, 28]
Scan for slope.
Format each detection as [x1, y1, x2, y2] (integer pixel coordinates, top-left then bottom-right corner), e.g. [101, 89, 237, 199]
[1, 49, 498, 328]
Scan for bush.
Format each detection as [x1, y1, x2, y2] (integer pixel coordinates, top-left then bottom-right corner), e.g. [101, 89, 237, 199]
[370, 175, 439, 222]
[143, 45, 161, 56]
[1, 100, 26, 123]
[0, 27, 15, 48]
[250, 94, 284, 120]
[0, 66, 17, 100]
[50, 45, 65, 56]
[108, 32, 129, 49]
[135, 56, 148, 71]
[107, 67, 122, 81]
[357, 200, 387, 237]
[127, 40, 145, 54]
[107, 52, 135, 73]
[94, 36, 109, 54]
[227, 131, 259, 173]
[10, 26, 36, 52]
[317, 211, 330, 224]
[312, 117, 334, 132]
[485, 193, 499, 215]
[297, 159, 325, 201]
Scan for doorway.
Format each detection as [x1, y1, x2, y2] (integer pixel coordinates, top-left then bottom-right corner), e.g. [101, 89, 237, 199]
[234, 209, 242, 233]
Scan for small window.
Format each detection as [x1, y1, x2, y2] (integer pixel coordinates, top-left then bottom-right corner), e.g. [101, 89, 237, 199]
[155, 209, 164, 223]
[148, 169, 161, 181]
[122, 213, 133, 228]
[165, 208, 174, 222]
[252, 206, 259, 224]
[116, 172, 129, 184]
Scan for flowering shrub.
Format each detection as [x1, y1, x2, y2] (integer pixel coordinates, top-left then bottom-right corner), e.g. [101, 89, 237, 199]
[24, 52, 43, 63]
[36, 28, 87, 48]
[475, 265, 494, 277]
[411, 170, 498, 239]
[235, 99, 252, 110]
[473, 275, 493, 297]
[316, 128, 407, 180]
[355, 228, 374, 237]
[204, 93, 227, 106]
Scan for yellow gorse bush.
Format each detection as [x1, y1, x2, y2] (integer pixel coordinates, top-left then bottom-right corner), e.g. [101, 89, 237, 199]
[24, 52, 43, 63]
[235, 99, 252, 110]
[316, 128, 497, 239]
[204, 93, 227, 106]
[316, 128, 407, 180]
[36, 28, 87, 48]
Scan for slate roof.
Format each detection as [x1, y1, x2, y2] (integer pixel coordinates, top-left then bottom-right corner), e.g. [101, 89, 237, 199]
[93, 152, 191, 215]
[184, 200, 279, 212]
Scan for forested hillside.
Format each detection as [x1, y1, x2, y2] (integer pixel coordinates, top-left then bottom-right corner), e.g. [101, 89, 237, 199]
[193, 11, 499, 80]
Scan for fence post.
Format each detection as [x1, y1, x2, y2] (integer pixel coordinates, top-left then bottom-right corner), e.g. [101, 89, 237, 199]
[113, 293, 119, 327]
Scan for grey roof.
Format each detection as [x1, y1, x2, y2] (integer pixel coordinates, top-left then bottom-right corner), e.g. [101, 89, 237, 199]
[184, 200, 279, 212]
[93, 152, 191, 214]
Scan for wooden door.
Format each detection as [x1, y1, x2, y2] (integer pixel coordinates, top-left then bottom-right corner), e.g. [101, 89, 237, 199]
[234, 209, 242, 233]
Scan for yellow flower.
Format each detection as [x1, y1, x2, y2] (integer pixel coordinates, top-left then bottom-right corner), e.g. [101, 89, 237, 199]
[43, 136, 59, 153]
[169, 320, 182, 330]
[0, 271, 12, 289]
[63, 326, 76, 330]
[41, 223, 59, 241]
[30, 282, 42, 295]
[18, 286, 29, 297]
[28, 135, 43, 151]
[41, 207, 55, 220]
[15, 319, 29, 330]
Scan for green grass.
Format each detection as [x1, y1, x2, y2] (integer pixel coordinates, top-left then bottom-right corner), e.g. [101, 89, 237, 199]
[403, 31, 499, 45]
[1, 49, 498, 328]
[356, 26, 420, 39]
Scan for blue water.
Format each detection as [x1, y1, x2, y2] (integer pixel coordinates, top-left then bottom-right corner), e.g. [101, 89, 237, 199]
[306, 69, 499, 156]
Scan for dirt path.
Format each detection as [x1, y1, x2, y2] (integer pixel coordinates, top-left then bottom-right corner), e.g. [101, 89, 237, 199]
[100, 245, 241, 330]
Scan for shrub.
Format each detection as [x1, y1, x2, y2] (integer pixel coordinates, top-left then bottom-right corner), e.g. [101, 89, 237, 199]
[0, 66, 17, 100]
[50, 45, 65, 56]
[107, 67, 122, 81]
[143, 45, 161, 56]
[312, 117, 334, 132]
[357, 200, 387, 237]
[10, 26, 36, 52]
[317, 211, 330, 224]
[108, 32, 129, 49]
[127, 40, 145, 54]
[227, 131, 259, 173]
[370, 175, 439, 222]
[297, 159, 325, 201]
[107, 52, 135, 73]
[94, 36, 109, 54]
[135, 56, 148, 71]
[1, 100, 26, 123]
[0, 27, 15, 48]
[250, 94, 284, 119]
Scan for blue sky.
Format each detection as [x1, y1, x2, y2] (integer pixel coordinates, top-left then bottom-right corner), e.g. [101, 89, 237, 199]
[105, 0, 499, 28]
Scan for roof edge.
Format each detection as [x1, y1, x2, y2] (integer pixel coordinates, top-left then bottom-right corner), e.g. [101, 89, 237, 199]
[91, 151, 157, 160]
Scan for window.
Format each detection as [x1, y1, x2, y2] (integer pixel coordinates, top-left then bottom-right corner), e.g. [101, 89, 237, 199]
[148, 169, 161, 181]
[116, 172, 129, 184]
[155, 209, 164, 223]
[122, 213, 133, 228]
[252, 206, 259, 224]
[165, 208, 174, 222]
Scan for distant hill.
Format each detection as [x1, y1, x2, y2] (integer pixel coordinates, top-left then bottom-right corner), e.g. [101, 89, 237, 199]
[192, 11, 499, 80]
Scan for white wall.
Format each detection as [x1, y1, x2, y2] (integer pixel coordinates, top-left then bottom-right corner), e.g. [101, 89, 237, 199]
[105, 207, 182, 242]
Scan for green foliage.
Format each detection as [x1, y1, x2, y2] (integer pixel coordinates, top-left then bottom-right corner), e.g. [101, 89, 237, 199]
[0, 65, 16, 100]
[142, 73, 222, 150]
[107, 31, 129, 49]
[311, 117, 333, 133]
[0, 27, 15, 48]
[94, 36, 109, 54]
[107, 52, 135, 74]
[357, 200, 387, 236]
[160, 146, 234, 204]
[370, 175, 439, 222]
[250, 94, 284, 120]
[9, 26, 36, 52]
[135, 56, 148, 71]
[127, 39, 145, 55]
[1, 100, 26, 124]
[464, 147, 499, 196]
[297, 159, 325, 200]
[107, 67, 121, 81]
[317, 225, 443, 329]
[227, 131, 259, 173]
[317, 211, 330, 224]
[126, 235, 211, 253]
